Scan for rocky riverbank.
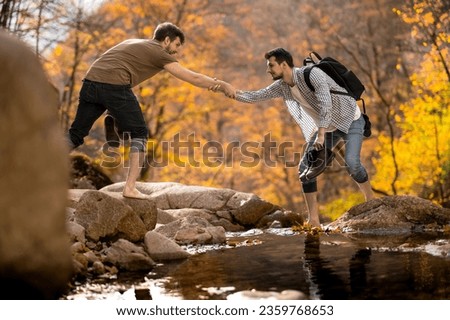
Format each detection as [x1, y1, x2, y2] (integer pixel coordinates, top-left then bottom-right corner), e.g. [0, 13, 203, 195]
[66, 181, 450, 288]
[2, 30, 449, 301]
[64, 228, 450, 300]
[66, 182, 303, 280]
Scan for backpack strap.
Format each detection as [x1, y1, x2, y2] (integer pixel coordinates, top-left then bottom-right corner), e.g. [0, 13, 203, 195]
[303, 51, 322, 91]
[330, 89, 354, 98]
[303, 66, 315, 92]
[303, 51, 324, 91]
[361, 98, 366, 114]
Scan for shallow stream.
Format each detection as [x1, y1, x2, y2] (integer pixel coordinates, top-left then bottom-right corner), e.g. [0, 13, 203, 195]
[64, 229, 450, 300]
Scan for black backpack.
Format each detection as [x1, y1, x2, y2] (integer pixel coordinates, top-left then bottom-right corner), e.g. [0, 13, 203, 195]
[303, 51, 371, 137]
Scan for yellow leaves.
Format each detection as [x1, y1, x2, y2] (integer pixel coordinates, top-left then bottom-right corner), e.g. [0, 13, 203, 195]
[292, 223, 324, 235]
[185, 14, 204, 27]
[142, 26, 154, 38]
[395, 0, 448, 51]
[392, 8, 401, 16]
[207, 24, 228, 40]
[422, 12, 435, 25]
[394, 114, 403, 123]
[414, 4, 424, 15]
[53, 45, 63, 57]
[444, 33, 450, 44]
[322, 192, 364, 221]
[140, 87, 153, 97]
[372, 47, 450, 199]
[103, 1, 129, 16]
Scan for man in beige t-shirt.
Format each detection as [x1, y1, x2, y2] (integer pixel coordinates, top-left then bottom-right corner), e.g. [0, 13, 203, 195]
[68, 22, 235, 199]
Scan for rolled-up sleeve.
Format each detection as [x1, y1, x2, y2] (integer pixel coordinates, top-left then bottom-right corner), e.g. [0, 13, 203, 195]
[236, 80, 284, 103]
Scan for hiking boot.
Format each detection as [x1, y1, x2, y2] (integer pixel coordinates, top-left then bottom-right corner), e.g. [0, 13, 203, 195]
[104, 114, 120, 148]
[300, 147, 334, 182]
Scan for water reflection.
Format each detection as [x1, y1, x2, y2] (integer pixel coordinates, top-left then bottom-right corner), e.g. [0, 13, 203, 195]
[147, 232, 450, 300]
[303, 234, 372, 299]
[304, 234, 348, 299]
[64, 231, 450, 300]
[349, 248, 371, 298]
[300, 233, 450, 300]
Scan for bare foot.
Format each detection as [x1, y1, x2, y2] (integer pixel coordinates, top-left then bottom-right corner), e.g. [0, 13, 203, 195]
[122, 188, 147, 199]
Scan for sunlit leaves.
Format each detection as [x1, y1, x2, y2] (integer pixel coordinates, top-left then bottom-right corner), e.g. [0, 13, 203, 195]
[40, 0, 450, 214]
[393, 0, 449, 51]
[372, 46, 450, 202]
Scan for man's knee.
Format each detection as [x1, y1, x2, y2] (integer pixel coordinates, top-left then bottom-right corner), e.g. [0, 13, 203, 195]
[346, 163, 369, 183]
[130, 138, 147, 153]
[128, 125, 148, 151]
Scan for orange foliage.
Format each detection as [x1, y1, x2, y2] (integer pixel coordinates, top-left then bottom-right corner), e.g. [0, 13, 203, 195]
[42, 0, 449, 214]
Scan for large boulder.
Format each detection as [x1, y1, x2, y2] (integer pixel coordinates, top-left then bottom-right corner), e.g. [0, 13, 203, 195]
[0, 31, 72, 298]
[101, 182, 234, 210]
[74, 190, 155, 242]
[101, 182, 289, 229]
[327, 195, 450, 234]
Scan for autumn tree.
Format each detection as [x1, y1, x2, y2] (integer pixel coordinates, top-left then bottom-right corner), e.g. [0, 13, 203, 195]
[43, 0, 440, 215]
[394, 0, 449, 81]
[0, 0, 72, 56]
[372, 0, 450, 205]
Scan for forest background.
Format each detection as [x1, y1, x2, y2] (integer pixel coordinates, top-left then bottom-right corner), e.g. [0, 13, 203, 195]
[1, 0, 449, 221]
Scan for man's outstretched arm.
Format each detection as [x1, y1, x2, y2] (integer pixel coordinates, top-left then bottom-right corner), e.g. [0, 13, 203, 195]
[224, 80, 284, 103]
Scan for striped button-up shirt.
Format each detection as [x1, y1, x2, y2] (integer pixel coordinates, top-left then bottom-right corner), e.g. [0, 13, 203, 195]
[235, 66, 358, 142]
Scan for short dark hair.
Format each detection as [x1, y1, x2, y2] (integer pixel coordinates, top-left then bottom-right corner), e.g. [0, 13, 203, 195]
[153, 22, 185, 44]
[264, 47, 294, 68]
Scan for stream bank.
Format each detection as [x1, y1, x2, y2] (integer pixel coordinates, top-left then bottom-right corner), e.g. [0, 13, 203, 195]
[64, 228, 450, 300]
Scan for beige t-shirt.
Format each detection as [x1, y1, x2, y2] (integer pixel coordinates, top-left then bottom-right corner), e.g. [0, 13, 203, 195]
[85, 39, 177, 87]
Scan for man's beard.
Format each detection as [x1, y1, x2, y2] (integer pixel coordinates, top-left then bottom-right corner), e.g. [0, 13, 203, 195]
[271, 74, 282, 81]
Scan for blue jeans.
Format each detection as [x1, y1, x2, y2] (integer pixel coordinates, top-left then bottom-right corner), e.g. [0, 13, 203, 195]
[68, 79, 148, 148]
[299, 115, 368, 193]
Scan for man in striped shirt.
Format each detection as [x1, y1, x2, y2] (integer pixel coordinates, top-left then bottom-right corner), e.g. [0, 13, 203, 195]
[231, 48, 374, 227]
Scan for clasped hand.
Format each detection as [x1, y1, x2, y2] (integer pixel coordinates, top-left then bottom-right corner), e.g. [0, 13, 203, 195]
[209, 81, 236, 99]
